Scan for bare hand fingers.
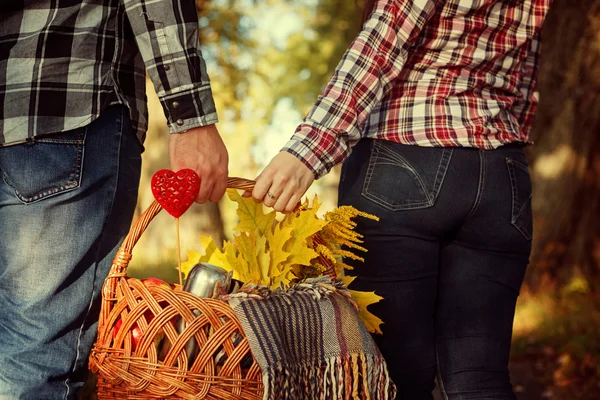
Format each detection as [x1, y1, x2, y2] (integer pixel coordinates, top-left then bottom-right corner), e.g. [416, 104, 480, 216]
[262, 184, 283, 208]
[284, 192, 302, 213]
[273, 186, 295, 212]
[252, 172, 272, 203]
[209, 174, 228, 203]
[196, 177, 214, 204]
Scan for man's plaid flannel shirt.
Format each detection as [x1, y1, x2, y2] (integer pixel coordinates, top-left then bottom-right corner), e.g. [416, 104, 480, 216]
[1, 0, 217, 146]
[284, 0, 551, 178]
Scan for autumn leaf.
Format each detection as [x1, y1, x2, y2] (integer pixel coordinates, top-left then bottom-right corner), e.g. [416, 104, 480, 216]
[232, 249, 258, 283]
[269, 222, 296, 288]
[271, 268, 293, 288]
[227, 189, 276, 236]
[180, 235, 225, 278]
[283, 195, 327, 239]
[198, 235, 218, 262]
[205, 242, 233, 272]
[235, 232, 275, 285]
[180, 236, 239, 280]
[269, 221, 293, 271]
[283, 196, 326, 266]
[341, 274, 356, 287]
[349, 289, 384, 334]
[256, 235, 271, 285]
[181, 250, 201, 278]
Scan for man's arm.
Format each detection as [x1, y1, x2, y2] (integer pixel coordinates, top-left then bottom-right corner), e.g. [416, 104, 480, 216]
[121, 0, 227, 202]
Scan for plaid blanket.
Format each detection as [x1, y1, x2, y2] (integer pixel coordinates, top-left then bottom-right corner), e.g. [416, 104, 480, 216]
[226, 279, 397, 400]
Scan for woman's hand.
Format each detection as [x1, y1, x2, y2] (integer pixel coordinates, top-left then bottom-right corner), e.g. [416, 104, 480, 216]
[249, 151, 315, 213]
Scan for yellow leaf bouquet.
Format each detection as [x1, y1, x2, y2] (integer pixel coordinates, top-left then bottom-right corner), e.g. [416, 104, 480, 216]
[181, 189, 385, 334]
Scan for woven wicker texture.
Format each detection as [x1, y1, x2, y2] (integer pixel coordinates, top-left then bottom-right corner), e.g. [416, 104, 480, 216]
[90, 177, 336, 399]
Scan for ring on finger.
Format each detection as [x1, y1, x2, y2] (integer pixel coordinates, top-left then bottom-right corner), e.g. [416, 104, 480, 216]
[267, 191, 277, 200]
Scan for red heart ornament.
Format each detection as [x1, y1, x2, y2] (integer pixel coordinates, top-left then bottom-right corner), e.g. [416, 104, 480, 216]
[151, 169, 200, 218]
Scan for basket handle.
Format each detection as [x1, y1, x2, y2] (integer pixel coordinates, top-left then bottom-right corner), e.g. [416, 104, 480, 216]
[107, 177, 255, 279]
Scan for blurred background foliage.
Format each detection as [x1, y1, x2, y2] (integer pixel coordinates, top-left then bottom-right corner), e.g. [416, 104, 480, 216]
[127, 0, 599, 397]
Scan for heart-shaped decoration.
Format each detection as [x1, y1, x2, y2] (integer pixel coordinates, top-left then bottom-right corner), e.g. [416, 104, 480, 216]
[151, 169, 200, 218]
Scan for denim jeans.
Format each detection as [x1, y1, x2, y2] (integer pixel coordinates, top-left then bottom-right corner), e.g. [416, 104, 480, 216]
[0, 106, 141, 399]
[339, 139, 532, 400]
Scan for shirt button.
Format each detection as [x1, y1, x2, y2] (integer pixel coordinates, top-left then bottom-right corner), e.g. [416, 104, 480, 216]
[164, 65, 170, 71]
[176, 119, 184, 126]
[172, 101, 180, 109]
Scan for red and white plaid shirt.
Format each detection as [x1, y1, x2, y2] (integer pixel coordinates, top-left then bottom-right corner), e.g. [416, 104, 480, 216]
[283, 0, 551, 178]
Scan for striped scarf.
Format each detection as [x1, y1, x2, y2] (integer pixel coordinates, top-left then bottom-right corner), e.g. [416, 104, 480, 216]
[227, 279, 397, 400]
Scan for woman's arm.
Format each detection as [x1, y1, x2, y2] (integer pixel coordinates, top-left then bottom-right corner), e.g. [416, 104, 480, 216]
[512, 31, 541, 138]
[253, 0, 442, 211]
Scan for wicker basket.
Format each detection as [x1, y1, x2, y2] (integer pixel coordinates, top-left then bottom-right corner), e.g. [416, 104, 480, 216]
[89, 177, 336, 399]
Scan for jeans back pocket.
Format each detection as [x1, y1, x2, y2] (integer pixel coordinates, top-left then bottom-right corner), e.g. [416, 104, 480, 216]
[362, 140, 453, 211]
[506, 157, 533, 240]
[0, 129, 86, 204]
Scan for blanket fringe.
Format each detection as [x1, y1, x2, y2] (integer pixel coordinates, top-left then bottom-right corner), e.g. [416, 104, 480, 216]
[261, 353, 396, 400]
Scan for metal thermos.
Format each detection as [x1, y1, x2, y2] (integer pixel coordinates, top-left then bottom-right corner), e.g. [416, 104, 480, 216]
[158, 263, 232, 365]
[184, 262, 232, 298]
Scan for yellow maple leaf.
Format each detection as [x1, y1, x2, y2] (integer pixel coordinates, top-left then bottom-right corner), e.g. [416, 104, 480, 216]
[269, 221, 293, 271]
[227, 189, 276, 236]
[180, 236, 238, 280]
[283, 196, 326, 267]
[255, 235, 271, 285]
[205, 242, 233, 272]
[340, 274, 356, 287]
[234, 232, 267, 284]
[271, 263, 296, 288]
[349, 289, 384, 334]
[283, 195, 327, 236]
[180, 236, 223, 278]
[180, 250, 201, 279]
[231, 246, 259, 283]
[198, 235, 218, 262]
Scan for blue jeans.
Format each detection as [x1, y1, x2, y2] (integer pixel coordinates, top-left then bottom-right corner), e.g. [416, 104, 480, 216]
[339, 139, 532, 400]
[0, 106, 141, 399]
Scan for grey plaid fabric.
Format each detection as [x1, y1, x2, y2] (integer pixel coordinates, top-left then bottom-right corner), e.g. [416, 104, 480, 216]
[231, 280, 396, 399]
[0, 0, 218, 147]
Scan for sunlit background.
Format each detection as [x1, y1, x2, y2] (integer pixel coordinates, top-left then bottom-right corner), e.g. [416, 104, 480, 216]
[125, 0, 600, 398]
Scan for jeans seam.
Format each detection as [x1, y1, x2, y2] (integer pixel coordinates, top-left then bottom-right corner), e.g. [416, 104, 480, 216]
[63, 109, 124, 399]
[363, 141, 378, 197]
[506, 158, 532, 240]
[464, 149, 486, 223]
[513, 193, 532, 222]
[431, 148, 453, 198]
[34, 138, 85, 145]
[436, 345, 450, 400]
[362, 191, 433, 209]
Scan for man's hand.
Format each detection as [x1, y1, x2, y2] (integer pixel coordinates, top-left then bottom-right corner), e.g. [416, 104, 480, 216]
[169, 124, 228, 203]
[249, 151, 315, 213]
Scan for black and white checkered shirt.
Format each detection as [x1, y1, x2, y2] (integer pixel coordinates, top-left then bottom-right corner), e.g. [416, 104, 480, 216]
[0, 0, 218, 147]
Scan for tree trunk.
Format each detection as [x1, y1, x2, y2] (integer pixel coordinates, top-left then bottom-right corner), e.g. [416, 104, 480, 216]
[527, 0, 600, 290]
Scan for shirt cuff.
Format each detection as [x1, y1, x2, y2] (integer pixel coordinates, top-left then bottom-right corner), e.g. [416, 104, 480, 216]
[282, 124, 343, 179]
[160, 85, 219, 133]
